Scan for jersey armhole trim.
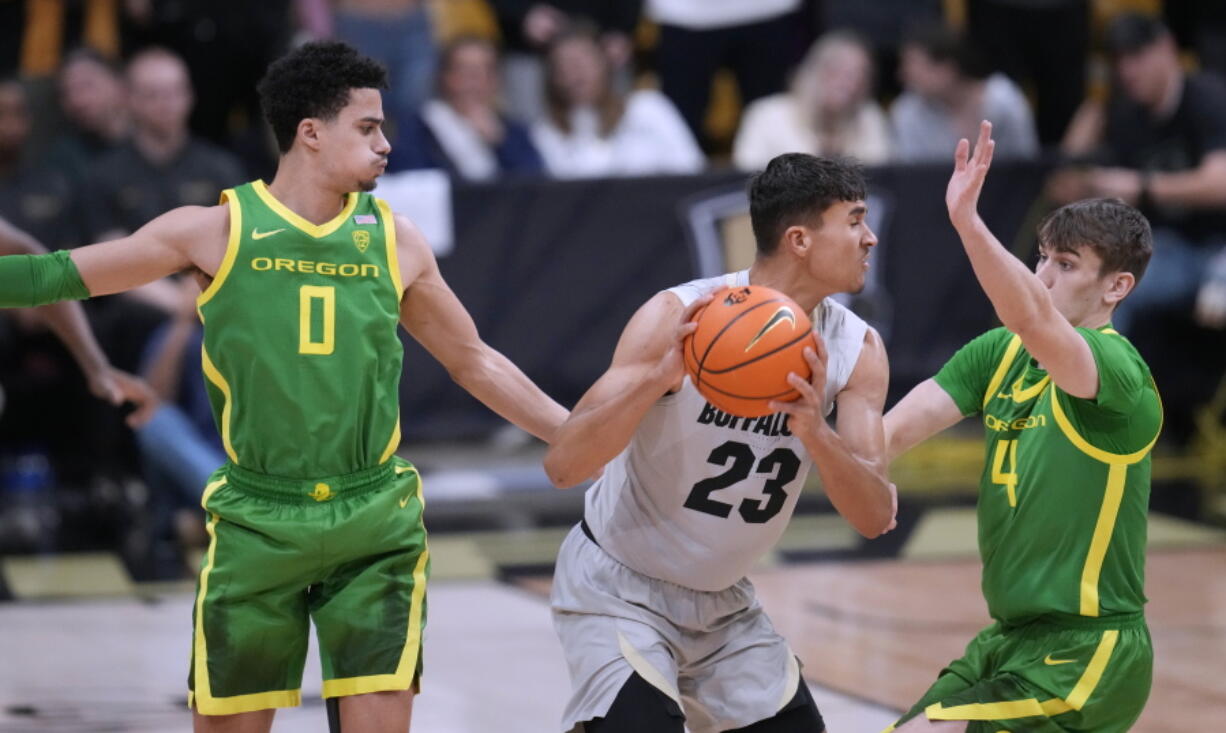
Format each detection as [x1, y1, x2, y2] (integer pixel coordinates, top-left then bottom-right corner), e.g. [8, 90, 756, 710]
[196, 189, 241, 313]
[376, 198, 404, 298]
[1048, 381, 1161, 465]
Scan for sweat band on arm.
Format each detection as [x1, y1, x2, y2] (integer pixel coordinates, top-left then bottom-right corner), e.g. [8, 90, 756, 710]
[0, 250, 91, 308]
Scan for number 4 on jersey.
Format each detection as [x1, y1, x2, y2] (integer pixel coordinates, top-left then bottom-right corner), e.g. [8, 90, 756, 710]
[991, 438, 1019, 507]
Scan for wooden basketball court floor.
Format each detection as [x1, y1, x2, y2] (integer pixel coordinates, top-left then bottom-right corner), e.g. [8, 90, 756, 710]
[1, 510, 1222, 732]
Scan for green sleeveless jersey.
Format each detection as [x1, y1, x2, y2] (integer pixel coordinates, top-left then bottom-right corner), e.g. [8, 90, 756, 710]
[933, 326, 1162, 626]
[197, 180, 404, 479]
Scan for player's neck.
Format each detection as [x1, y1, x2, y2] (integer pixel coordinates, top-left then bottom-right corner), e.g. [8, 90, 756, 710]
[746, 260, 830, 313]
[1068, 304, 1114, 331]
[266, 156, 353, 226]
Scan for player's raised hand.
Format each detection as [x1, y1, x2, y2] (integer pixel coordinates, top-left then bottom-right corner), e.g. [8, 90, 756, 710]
[946, 120, 995, 231]
[768, 334, 829, 436]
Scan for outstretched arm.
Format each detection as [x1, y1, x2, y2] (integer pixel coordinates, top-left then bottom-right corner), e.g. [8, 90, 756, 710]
[0, 218, 158, 425]
[544, 291, 708, 488]
[394, 214, 568, 444]
[770, 329, 894, 538]
[884, 379, 966, 462]
[947, 121, 1100, 398]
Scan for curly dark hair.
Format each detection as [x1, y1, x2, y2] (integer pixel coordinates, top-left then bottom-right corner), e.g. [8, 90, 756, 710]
[257, 41, 388, 153]
[749, 154, 867, 256]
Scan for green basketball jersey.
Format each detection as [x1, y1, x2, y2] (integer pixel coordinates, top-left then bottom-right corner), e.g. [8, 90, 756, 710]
[197, 180, 404, 479]
[933, 325, 1162, 626]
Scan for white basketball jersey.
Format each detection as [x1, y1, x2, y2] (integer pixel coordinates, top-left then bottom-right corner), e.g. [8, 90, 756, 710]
[584, 270, 870, 591]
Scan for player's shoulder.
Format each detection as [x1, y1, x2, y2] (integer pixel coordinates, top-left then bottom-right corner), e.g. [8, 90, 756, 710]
[154, 203, 230, 234]
[975, 326, 1017, 350]
[666, 272, 736, 307]
[1075, 326, 1152, 377]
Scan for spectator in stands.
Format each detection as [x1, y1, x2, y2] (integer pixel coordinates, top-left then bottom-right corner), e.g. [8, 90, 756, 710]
[389, 36, 544, 180]
[83, 48, 243, 246]
[81, 48, 240, 373]
[46, 49, 130, 185]
[890, 23, 1038, 162]
[490, 0, 642, 124]
[647, 0, 806, 150]
[125, 1, 292, 176]
[0, 0, 126, 153]
[0, 77, 81, 251]
[1052, 13, 1226, 331]
[533, 25, 703, 178]
[821, 0, 943, 100]
[733, 30, 890, 170]
[297, 0, 435, 118]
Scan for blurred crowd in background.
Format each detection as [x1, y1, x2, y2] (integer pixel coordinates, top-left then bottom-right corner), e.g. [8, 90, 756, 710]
[1, 0, 1225, 574]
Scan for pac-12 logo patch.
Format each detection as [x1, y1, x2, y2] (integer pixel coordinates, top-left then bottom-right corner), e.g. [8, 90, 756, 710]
[352, 230, 371, 252]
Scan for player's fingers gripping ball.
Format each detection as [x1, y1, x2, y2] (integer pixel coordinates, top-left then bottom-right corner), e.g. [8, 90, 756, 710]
[682, 285, 817, 418]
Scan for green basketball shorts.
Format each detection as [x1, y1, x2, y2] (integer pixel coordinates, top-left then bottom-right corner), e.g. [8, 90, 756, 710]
[187, 457, 429, 716]
[886, 613, 1151, 733]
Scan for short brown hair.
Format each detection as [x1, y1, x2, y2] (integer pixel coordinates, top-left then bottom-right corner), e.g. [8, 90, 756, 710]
[1037, 198, 1152, 284]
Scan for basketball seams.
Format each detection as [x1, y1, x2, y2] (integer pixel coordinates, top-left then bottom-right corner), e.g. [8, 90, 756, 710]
[684, 286, 816, 417]
[696, 297, 789, 374]
[701, 330, 815, 376]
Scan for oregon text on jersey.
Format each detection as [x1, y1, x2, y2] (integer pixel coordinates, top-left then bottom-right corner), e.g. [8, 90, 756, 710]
[250, 257, 381, 278]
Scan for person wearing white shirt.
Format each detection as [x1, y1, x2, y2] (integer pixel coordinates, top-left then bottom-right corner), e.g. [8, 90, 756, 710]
[533, 26, 705, 178]
[734, 31, 891, 170]
[890, 24, 1039, 162]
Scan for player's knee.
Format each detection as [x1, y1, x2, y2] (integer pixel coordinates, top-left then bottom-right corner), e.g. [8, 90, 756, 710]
[582, 671, 685, 733]
[725, 680, 825, 733]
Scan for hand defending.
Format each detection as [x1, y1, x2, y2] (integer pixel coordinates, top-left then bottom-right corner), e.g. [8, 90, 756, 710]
[946, 120, 996, 231]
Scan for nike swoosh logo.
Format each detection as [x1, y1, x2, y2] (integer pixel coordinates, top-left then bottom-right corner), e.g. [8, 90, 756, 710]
[744, 306, 797, 352]
[251, 227, 286, 240]
[1044, 654, 1076, 665]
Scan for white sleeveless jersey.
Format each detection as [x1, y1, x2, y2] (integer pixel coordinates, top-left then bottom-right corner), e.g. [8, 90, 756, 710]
[584, 270, 871, 591]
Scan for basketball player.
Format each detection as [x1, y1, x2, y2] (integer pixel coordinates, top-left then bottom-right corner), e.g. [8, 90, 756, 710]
[0, 216, 155, 423]
[0, 42, 567, 732]
[882, 122, 1159, 732]
[543, 154, 896, 733]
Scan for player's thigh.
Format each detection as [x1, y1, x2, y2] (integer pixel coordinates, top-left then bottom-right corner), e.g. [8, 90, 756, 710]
[551, 527, 684, 730]
[899, 624, 1151, 733]
[583, 672, 685, 733]
[310, 463, 429, 696]
[724, 680, 825, 733]
[191, 480, 314, 711]
[684, 608, 809, 732]
[893, 717, 966, 733]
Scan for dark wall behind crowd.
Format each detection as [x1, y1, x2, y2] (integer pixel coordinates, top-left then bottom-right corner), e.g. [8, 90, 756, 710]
[397, 162, 1052, 440]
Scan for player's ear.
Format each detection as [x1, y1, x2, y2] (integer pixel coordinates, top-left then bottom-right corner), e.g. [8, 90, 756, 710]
[298, 118, 324, 152]
[1104, 271, 1135, 305]
[782, 225, 810, 257]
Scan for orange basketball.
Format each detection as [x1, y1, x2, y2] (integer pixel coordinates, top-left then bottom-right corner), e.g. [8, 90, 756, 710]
[682, 285, 817, 418]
